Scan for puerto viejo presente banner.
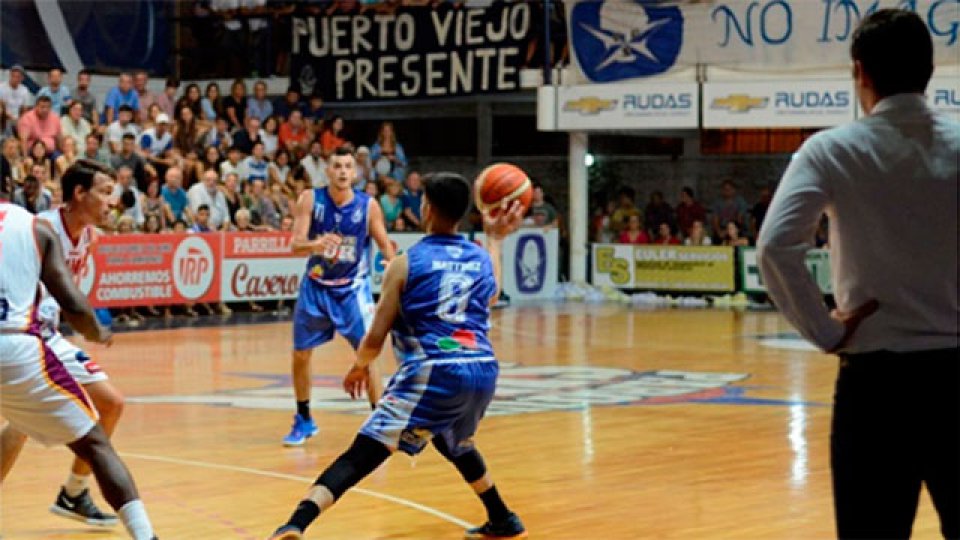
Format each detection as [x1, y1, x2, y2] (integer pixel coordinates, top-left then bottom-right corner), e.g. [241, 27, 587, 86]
[703, 79, 856, 128]
[592, 244, 736, 292]
[290, 3, 532, 102]
[538, 81, 699, 131]
[566, 0, 960, 84]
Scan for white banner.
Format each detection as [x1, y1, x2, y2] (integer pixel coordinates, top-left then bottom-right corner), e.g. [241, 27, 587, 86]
[928, 75, 960, 120]
[703, 79, 856, 128]
[221, 258, 305, 302]
[539, 82, 699, 131]
[566, 0, 959, 84]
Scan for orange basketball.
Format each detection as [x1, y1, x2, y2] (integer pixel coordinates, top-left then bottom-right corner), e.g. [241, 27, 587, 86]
[474, 163, 533, 216]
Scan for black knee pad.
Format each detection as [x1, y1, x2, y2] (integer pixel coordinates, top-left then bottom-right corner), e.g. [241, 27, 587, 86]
[317, 434, 390, 500]
[433, 437, 487, 483]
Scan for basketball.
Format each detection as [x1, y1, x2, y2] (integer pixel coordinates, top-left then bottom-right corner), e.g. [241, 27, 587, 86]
[474, 162, 533, 216]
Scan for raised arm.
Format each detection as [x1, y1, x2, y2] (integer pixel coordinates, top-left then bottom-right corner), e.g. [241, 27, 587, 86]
[482, 200, 524, 305]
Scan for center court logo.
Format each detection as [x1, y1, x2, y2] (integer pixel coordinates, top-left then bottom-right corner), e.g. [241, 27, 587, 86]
[173, 237, 215, 300]
[570, 0, 684, 82]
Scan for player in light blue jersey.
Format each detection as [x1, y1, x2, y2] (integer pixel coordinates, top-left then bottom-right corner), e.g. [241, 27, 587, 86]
[270, 173, 527, 540]
[284, 147, 395, 446]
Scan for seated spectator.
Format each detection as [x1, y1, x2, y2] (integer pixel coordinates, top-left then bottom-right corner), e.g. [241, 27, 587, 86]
[49, 183, 63, 208]
[37, 68, 71, 115]
[25, 141, 54, 187]
[202, 116, 234, 153]
[273, 86, 305, 120]
[189, 204, 214, 233]
[142, 103, 163, 130]
[0, 65, 33, 120]
[175, 83, 203, 122]
[249, 178, 279, 230]
[644, 191, 674, 238]
[653, 222, 680, 245]
[527, 184, 558, 228]
[138, 113, 174, 166]
[133, 70, 157, 124]
[610, 186, 640, 236]
[174, 105, 202, 155]
[750, 185, 773, 238]
[355, 145, 375, 187]
[110, 187, 140, 232]
[710, 179, 748, 239]
[223, 79, 247, 131]
[304, 93, 325, 125]
[161, 166, 192, 223]
[280, 214, 294, 232]
[13, 175, 52, 213]
[61, 101, 92, 150]
[112, 166, 145, 228]
[188, 170, 231, 230]
[111, 133, 156, 192]
[591, 200, 617, 243]
[199, 145, 222, 175]
[73, 69, 98, 127]
[115, 214, 137, 234]
[379, 179, 404, 230]
[234, 207, 261, 232]
[363, 179, 379, 198]
[18, 95, 61, 154]
[320, 115, 348, 158]
[279, 110, 310, 156]
[80, 133, 111, 165]
[268, 148, 292, 185]
[220, 146, 244, 180]
[107, 105, 141, 154]
[54, 137, 80, 179]
[247, 80, 273, 122]
[260, 116, 280, 158]
[143, 213, 163, 234]
[722, 220, 750, 247]
[370, 121, 407, 181]
[300, 140, 327, 187]
[684, 219, 713, 246]
[1, 137, 27, 187]
[676, 186, 706, 238]
[201, 82, 223, 123]
[104, 72, 140, 123]
[269, 180, 292, 220]
[233, 116, 262, 155]
[180, 148, 204, 189]
[157, 77, 179, 119]
[171, 219, 188, 233]
[618, 214, 650, 245]
[142, 179, 174, 229]
[239, 141, 269, 183]
[0, 101, 14, 140]
[400, 171, 423, 230]
[220, 172, 242, 221]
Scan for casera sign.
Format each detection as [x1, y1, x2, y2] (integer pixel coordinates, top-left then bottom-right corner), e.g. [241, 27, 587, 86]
[220, 232, 306, 302]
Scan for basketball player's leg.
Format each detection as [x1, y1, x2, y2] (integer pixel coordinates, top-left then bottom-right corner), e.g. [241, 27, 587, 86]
[335, 281, 382, 406]
[0, 422, 28, 482]
[286, 280, 335, 446]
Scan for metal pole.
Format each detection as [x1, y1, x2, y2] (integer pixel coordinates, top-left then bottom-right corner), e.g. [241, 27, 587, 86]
[569, 131, 588, 283]
[543, 0, 553, 85]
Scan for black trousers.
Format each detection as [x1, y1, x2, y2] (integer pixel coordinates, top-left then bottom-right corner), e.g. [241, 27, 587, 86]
[832, 348, 959, 539]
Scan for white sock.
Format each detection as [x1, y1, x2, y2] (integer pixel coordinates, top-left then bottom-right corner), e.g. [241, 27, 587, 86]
[63, 473, 90, 497]
[118, 500, 154, 540]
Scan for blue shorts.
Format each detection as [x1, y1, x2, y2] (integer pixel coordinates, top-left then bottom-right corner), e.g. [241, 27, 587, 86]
[293, 277, 374, 351]
[360, 359, 498, 457]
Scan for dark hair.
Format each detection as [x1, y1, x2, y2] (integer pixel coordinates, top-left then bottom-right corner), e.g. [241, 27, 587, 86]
[118, 104, 134, 113]
[120, 188, 136, 209]
[682, 186, 695, 198]
[197, 204, 210, 213]
[78, 69, 91, 78]
[61, 159, 114, 202]
[35, 95, 52, 104]
[851, 9, 933, 98]
[618, 186, 635, 199]
[165, 77, 180, 89]
[423, 172, 471, 223]
[122, 133, 136, 141]
[331, 146, 353, 158]
[23, 174, 39, 185]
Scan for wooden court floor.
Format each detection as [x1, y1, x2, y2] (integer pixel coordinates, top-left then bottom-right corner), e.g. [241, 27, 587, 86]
[0, 304, 942, 539]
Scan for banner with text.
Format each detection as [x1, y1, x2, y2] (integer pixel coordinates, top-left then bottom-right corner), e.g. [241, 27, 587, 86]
[539, 81, 699, 131]
[566, 0, 959, 84]
[739, 247, 832, 294]
[290, 3, 532, 102]
[592, 244, 736, 292]
[928, 76, 960, 120]
[704, 79, 856, 128]
[220, 232, 307, 303]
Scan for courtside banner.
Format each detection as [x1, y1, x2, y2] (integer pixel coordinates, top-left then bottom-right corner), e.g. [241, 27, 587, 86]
[544, 82, 699, 131]
[591, 244, 735, 291]
[739, 247, 832, 294]
[703, 80, 855, 128]
[928, 76, 960, 121]
[86, 233, 221, 308]
[220, 232, 306, 303]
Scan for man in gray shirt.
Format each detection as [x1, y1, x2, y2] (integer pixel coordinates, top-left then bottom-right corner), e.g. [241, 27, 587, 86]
[758, 10, 958, 538]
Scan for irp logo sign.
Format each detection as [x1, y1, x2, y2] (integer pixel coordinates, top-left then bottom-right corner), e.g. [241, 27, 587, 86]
[173, 236, 215, 300]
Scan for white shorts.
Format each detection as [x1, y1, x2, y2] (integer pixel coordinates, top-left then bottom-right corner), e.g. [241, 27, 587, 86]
[0, 334, 99, 446]
[45, 331, 108, 385]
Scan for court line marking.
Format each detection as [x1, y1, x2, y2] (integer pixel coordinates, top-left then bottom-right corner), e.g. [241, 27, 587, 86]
[117, 451, 475, 529]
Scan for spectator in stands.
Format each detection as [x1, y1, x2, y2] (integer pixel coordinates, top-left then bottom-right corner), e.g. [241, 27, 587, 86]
[162, 166, 191, 223]
[234, 207, 257, 232]
[142, 103, 163, 130]
[279, 109, 309, 156]
[2, 137, 27, 187]
[320, 115, 347, 158]
[37, 68, 71, 115]
[143, 213, 163, 234]
[104, 72, 139, 122]
[653, 222, 680, 245]
[260, 116, 279, 158]
[180, 148, 203, 189]
[269, 180, 292, 220]
[133, 70, 157, 124]
[300, 139, 327, 187]
[274, 86, 304, 120]
[619, 214, 649, 245]
[138, 113, 174, 161]
[188, 169, 231, 230]
[591, 200, 617, 243]
[234, 116, 262, 155]
[249, 178, 280, 229]
[354, 145, 375, 187]
[107, 105, 141, 154]
[54, 137, 79, 179]
[189, 204, 214, 233]
[363, 179, 379, 198]
[221, 172, 242, 221]
[684, 219, 712, 246]
[370, 121, 407, 181]
[200, 145, 222, 174]
[81, 133, 110, 166]
[142, 179, 174, 228]
[0, 65, 32, 121]
[710, 179, 749, 240]
[528, 184, 558, 228]
[171, 220, 188, 233]
[112, 166, 145, 228]
[750, 185, 772, 239]
[202, 116, 234, 153]
[722, 221, 750, 247]
[201, 83, 223, 124]
[13, 175, 52, 214]
[157, 77, 179, 119]
[73, 69, 98, 127]
[379, 178, 404, 231]
[675, 186, 706, 238]
[304, 93, 325, 125]
[247, 80, 273, 122]
[115, 214, 136, 234]
[26, 141, 54, 187]
[61, 101, 92, 149]
[176, 83, 203, 122]
[174, 105, 202, 155]
[610, 186, 640, 235]
[644, 190, 674, 238]
[0, 101, 13, 140]
[268, 148, 292, 185]
[400, 170, 423, 230]
[18, 95, 61, 154]
[224, 79, 248, 131]
[240, 141, 269, 183]
[280, 214, 294, 232]
[220, 145, 243, 180]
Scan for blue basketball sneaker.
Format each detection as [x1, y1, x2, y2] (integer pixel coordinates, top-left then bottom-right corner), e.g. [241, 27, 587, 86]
[282, 414, 319, 447]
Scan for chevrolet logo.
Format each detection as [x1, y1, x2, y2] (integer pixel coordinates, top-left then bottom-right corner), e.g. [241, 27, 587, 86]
[711, 94, 769, 113]
[564, 97, 617, 115]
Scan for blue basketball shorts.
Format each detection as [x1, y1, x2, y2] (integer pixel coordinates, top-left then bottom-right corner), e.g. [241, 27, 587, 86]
[292, 277, 374, 351]
[360, 358, 498, 456]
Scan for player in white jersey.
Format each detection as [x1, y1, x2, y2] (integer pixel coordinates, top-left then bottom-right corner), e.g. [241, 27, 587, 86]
[0, 201, 157, 539]
[0, 159, 126, 527]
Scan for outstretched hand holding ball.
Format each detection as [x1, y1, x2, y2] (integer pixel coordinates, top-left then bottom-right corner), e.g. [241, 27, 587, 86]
[475, 163, 530, 239]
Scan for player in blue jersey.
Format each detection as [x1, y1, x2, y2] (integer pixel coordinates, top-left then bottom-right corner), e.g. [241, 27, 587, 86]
[284, 146, 396, 446]
[269, 173, 527, 540]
